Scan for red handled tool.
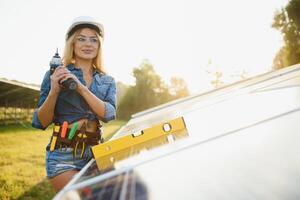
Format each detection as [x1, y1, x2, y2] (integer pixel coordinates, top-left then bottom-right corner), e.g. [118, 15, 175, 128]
[59, 121, 69, 150]
[61, 121, 68, 138]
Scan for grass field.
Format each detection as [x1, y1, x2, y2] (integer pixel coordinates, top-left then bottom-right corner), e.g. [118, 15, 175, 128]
[0, 120, 126, 200]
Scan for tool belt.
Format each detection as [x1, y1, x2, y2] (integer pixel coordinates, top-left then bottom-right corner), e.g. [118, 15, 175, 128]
[53, 128, 101, 147]
[47, 122, 103, 158]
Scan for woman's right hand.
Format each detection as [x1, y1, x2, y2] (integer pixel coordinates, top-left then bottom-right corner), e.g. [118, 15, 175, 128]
[50, 66, 70, 95]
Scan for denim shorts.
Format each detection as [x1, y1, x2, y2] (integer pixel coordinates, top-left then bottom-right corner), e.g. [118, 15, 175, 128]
[46, 145, 93, 178]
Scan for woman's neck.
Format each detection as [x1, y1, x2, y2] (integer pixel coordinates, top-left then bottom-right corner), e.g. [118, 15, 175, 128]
[74, 59, 93, 74]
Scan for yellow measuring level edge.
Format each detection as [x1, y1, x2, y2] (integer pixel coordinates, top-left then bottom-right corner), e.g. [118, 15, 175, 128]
[94, 129, 188, 170]
[92, 117, 186, 168]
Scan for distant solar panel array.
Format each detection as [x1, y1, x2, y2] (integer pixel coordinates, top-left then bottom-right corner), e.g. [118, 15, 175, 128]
[54, 64, 300, 200]
[0, 78, 40, 124]
[0, 78, 39, 107]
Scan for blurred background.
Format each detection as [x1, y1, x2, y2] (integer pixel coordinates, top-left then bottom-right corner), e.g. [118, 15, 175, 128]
[1, 0, 300, 199]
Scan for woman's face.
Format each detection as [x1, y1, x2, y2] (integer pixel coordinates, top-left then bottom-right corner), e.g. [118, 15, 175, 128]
[73, 28, 100, 61]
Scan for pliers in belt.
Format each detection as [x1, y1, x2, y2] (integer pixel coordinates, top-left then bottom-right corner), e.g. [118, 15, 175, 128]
[74, 123, 87, 158]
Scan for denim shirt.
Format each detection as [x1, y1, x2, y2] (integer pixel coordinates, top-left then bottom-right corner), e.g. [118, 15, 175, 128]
[32, 64, 116, 130]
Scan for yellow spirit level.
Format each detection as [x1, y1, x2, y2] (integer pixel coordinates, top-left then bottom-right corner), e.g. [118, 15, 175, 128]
[92, 117, 187, 170]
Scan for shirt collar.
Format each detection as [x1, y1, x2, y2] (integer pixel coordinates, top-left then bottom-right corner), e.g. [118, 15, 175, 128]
[66, 64, 78, 71]
[67, 64, 102, 76]
[93, 68, 101, 76]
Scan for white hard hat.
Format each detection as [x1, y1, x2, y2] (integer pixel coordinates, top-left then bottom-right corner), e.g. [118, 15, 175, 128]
[66, 16, 104, 40]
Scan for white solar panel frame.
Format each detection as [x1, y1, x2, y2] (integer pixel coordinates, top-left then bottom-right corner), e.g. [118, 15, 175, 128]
[54, 64, 300, 200]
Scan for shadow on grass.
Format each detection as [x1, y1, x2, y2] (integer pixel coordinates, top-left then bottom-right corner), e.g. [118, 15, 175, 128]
[17, 179, 56, 200]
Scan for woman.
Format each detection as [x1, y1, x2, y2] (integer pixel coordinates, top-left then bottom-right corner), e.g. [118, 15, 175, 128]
[32, 16, 116, 192]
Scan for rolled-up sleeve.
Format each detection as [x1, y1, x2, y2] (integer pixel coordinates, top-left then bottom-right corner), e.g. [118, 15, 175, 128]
[101, 78, 117, 122]
[32, 71, 51, 130]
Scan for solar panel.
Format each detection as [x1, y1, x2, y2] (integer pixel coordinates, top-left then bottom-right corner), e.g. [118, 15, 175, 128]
[0, 78, 40, 107]
[54, 64, 300, 200]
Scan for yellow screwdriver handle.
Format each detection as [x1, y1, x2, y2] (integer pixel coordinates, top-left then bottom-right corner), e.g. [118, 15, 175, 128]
[50, 124, 60, 152]
[50, 136, 58, 151]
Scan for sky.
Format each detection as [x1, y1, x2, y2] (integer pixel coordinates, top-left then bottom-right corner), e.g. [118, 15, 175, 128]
[0, 0, 288, 94]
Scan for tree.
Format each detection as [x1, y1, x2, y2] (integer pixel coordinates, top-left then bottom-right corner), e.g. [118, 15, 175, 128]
[117, 60, 189, 120]
[169, 77, 189, 99]
[272, 0, 300, 69]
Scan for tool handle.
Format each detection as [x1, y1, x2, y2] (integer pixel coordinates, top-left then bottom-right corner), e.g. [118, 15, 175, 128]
[50, 136, 58, 151]
[68, 122, 78, 140]
[61, 121, 68, 138]
[54, 124, 60, 133]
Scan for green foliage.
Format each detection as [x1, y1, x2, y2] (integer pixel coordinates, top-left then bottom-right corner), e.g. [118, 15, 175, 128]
[272, 0, 300, 69]
[117, 60, 190, 119]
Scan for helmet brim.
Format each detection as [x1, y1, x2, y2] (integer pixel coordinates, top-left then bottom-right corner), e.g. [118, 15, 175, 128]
[66, 20, 104, 41]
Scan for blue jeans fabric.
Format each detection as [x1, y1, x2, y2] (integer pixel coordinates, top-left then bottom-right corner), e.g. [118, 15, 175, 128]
[46, 146, 93, 178]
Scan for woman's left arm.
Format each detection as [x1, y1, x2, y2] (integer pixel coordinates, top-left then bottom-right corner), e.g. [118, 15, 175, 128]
[78, 78, 116, 122]
[61, 73, 116, 122]
[80, 86, 105, 115]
